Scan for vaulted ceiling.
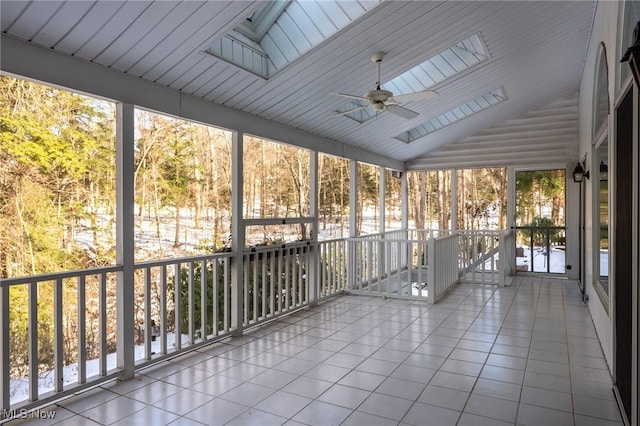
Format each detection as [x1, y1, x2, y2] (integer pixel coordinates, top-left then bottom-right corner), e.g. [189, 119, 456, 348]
[1, 1, 596, 166]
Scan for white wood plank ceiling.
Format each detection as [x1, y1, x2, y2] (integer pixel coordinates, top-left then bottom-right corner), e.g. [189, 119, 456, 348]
[0, 1, 596, 166]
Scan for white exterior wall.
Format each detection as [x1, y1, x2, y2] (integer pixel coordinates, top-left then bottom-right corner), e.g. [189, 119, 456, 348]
[577, 1, 626, 371]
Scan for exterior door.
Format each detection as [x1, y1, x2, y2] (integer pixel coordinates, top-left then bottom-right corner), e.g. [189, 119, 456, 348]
[614, 86, 633, 423]
[514, 169, 567, 274]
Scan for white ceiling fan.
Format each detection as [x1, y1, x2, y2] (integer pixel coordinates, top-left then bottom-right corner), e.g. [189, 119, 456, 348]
[333, 51, 439, 119]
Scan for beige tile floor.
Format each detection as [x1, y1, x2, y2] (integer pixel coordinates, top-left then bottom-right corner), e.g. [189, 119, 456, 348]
[9, 276, 623, 425]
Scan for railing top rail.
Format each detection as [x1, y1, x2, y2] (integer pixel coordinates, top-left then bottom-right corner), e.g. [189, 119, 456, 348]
[346, 237, 433, 243]
[0, 265, 123, 287]
[245, 240, 313, 254]
[512, 225, 566, 230]
[317, 238, 348, 244]
[433, 233, 459, 241]
[134, 252, 235, 268]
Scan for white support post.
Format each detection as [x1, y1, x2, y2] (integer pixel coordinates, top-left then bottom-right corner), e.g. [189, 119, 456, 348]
[507, 166, 516, 230]
[350, 160, 358, 237]
[401, 171, 408, 231]
[348, 160, 358, 289]
[401, 171, 409, 269]
[116, 102, 135, 380]
[427, 238, 436, 304]
[450, 169, 457, 230]
[507, 166, 516, 275]
[379, 166, 386, 234]
[231, 131, 245, 336]
[379, 166, 386, 279]
[309, 151, 319, 305]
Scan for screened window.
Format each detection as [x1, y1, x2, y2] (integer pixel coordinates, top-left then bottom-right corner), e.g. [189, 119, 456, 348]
[0, 75, 116, 277]
[318, 153, 350, 240]
[384, 169, 403, 231]
[594, 137, 609, 307]
[133, 109, 232, 260]
[243, 135, 311, 246]
[593, 44, 609, 138]
[457, 168, 507, 230]
[243, 136, 310, 219]
[357, 162, 380, 235]
[407, 170, 452, 230]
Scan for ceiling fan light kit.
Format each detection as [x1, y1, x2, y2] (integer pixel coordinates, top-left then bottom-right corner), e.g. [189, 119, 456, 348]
[332, 51, 438, 120]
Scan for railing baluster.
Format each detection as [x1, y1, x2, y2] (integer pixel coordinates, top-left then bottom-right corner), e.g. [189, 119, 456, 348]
[174, 262, 182, 350]
[305, 246, 310, 303]
[77, 276, 86, 384]
[261, 254, 267, 320]
[188, 261, 195, 345]
[253, 254, 258, 321]
[277, 249, 283, 312]
[367, 240, 373, 292]
[243, 255, 250, 325]
[269, 252, 275, 315]
[301, 247, 307, 304]
[417, 241, 423, 297]
[212, 259, 219, 336]
[54, 278, 64, 390]
[329, 243, 332, 295]
[397, 241, 402, 294]
[160, 265, 167, 354]
[200, 260, 207, 341]
[1, 282, 10, 414]
[223, 259, 229, 333]
[98, 273, 107, 376]
[386, 241, 392, 295]
[285, 249, 290, 310]
[28, 280, 38, 401]
[292, 248, 297, 307]
[144, 267, 152, 360]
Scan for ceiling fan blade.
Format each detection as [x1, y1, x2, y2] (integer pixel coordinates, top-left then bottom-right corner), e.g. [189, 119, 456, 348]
[334, 105, 369, 116]
[390, 90, 439, 103]
[386, 104, 419, 119]
[331, 92, 370, 101]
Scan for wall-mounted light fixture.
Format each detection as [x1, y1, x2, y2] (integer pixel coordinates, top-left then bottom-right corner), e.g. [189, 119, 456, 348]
[621, 21, 640, 87]
[573, 162, 590, 183]
[599, 161, 608, 181]
[599, 161, 608, 174]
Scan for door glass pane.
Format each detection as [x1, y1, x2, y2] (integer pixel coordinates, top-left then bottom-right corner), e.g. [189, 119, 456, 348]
[515, 169, 566, 273]
[596, 139, 609, 297]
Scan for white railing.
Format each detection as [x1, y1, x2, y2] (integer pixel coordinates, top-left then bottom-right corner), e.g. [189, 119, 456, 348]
[458, 230, 501, 284]
[1, 267, 123, 412]
[318, 238, 349, 299]
[134, 253, 234, 360]
[242, 243, 311, 327]
[406, 229, 453, 240]
[0, 253, 239, 415]
[427, 233, 460, 303]
[499, 229, 516, 286]
[348, 237, 428, 298]
[348, 229, 441, 299]
[1, 228, 513, 417]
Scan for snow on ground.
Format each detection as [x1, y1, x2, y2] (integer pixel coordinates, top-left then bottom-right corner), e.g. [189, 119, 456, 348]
[517, 246, 566, 273]
[10, 333, 188, 404]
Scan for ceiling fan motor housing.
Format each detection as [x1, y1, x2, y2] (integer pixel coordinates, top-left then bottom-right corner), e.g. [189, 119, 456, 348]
[364, 89, 393, 102]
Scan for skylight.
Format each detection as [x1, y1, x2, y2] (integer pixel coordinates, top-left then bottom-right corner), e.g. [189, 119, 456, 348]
[395, 88, 507, 143]
[206, 0, 381, 79]
[338, 33, 490, 123]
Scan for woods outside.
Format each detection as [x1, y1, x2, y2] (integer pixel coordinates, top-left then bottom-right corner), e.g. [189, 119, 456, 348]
[1, 76, 564, 388]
